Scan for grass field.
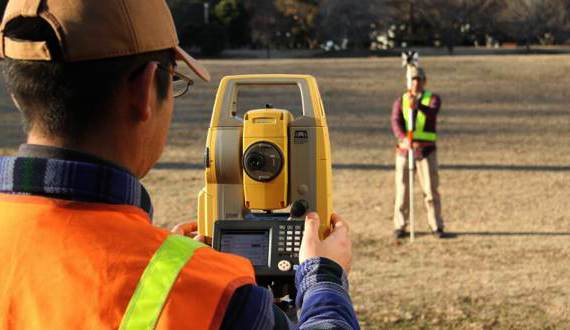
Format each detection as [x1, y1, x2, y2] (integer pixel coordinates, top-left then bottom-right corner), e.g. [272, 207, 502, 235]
[1, 55, 569, 329]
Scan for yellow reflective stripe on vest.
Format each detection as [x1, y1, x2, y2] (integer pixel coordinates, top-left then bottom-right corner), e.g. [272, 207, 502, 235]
[402, 91, 437, 142]
[120, 235, 207, 330]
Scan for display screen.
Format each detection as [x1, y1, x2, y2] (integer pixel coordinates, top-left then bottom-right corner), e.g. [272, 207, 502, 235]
[219, 231, 270, 266]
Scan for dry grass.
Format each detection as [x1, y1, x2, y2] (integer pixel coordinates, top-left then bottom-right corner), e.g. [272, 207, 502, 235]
[1, 55, 570, 329]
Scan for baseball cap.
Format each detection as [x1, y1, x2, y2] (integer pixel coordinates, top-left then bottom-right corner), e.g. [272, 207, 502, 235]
[408, 67, 426, 81]
[0, 0, 210, 81]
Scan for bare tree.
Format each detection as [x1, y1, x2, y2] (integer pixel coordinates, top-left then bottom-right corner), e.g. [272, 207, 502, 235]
[384, 0, 424, 45]
[317, 0, 384, 48]
[244, 0, 280, 51]
[419, 0, 504, 53]
[274, 0, 320, 48]
[501, 0, 570, 50]
[383, 0, 504, 51]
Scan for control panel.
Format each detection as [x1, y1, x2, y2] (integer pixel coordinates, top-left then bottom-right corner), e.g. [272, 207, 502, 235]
[213, 219, 305, 281]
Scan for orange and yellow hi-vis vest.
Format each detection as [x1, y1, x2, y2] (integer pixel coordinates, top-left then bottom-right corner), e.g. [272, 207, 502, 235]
[0, 194, 255, 330]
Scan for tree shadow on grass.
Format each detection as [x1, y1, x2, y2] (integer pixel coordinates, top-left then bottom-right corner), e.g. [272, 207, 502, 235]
[401, 231, 570, 239]
[391, 231, 459, 240]
[333, 163, 570, 172]
[153, 162, 570, 172]
[450, 231, 570, 237]
[391, 231, 570, 242]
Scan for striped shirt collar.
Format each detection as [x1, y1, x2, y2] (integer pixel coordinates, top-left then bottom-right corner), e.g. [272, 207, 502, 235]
[0, 145, 153, 219]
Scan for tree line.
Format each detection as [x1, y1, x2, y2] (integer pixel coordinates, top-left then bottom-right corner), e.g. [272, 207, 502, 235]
[167, 0, 570, 55]
[0, 0, 568, 55]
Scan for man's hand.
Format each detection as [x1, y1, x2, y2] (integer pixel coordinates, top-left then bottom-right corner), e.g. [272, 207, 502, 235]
[408, 94, 417, 110]
[300, 212, 352, 273]
[171, 221, 206, 243]
[398, 138, 411, 150]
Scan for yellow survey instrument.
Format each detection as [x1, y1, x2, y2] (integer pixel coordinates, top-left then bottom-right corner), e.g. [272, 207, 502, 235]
[197, 74, 333, 240]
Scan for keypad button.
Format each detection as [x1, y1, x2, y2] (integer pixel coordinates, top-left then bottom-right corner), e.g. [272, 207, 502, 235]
[286, 247, 292, 252]
[286, 231, 293, 235]
[278, 247, 284, 252]
[293, 247, 299, 252]
[295, 225, 302, 230]
[295, 231, 301, 235]
[278, 260, 292, 271]
[286, 242, 292, 246]
[294, 242, 300, 246]
[279, 225, 286, 229]
[287, 236, 292, 240]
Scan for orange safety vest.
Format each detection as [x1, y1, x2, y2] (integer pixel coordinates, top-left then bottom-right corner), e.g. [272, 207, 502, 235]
[0, 194, 255, 329]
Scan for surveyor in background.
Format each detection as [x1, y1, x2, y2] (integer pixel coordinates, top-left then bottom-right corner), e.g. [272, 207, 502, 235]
[391, 67, 445, 239]
[0, 0, 358, 329]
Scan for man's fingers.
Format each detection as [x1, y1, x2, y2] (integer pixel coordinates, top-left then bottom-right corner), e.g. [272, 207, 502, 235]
[304, 212, 320, 238]
[333, 219, 349, 232]
[171, 222, 198, 236]
[194, 234, 206, 243]
[330, 213, 349, 231]
[186, 222, 199, 232]
[330, 213, 341, 227]
[331, 221, 349, 237]
[329, 215, 350, 238]
[171, 223, 185, 235]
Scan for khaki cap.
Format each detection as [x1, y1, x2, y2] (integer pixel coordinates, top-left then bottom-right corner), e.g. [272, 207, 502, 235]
[408, 66, 426, 81]
[0, 0, 210, 81]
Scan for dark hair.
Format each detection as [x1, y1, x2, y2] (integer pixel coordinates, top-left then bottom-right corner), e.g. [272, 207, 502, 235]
[0, 17, 174, 139]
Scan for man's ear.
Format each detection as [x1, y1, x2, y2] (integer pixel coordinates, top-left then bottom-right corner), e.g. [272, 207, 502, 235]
[128, 62, 158, 122]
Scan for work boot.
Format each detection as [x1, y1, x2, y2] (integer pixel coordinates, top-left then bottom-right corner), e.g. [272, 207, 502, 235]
[432, 228, 446, 239]
[393, 229, 407, 239]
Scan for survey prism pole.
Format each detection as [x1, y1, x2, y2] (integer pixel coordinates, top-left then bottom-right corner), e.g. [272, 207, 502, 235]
[407, 106, 415, 242]
[402, 50, 419, 242]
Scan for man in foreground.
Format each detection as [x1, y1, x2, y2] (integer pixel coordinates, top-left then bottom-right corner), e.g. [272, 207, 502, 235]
[0, 0, 358, 328]
[391, 67, 445, 239]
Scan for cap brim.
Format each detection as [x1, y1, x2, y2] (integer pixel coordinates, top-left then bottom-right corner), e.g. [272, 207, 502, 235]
[175, 46, 210, 82]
